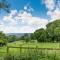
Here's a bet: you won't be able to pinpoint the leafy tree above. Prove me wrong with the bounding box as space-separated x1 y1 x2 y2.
23 33 31 42
0 0 10 13
0 31 7 46
46 19 60 42
20 33 31 42
8 35 17 42
30 33 36 40
54 28 60 42
34 28 47 42
34 19 60 42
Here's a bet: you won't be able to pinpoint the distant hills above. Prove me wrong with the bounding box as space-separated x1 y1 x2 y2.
6 33 32 37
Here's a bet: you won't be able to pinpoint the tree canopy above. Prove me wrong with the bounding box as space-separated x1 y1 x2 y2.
34 19 60 42
0 0 10 13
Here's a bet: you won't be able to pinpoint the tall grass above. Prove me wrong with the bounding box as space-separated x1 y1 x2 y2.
0 42 60 60
4 48 60 60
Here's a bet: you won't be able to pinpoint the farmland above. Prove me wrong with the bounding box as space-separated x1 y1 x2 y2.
0 41 60 60
0 0 60 60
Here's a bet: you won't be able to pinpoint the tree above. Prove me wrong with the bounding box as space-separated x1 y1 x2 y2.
0 0 10 46
8 35 17 42
34 28 47 42
30 33 36 40
0 0 10 13
46 19 60 42
34 19 60 42
54 28 60 42
23 33 31 42
19 33 31 42
0 31 7 46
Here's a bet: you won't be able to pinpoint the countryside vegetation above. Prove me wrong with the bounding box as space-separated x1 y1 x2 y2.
1 19 60 46
0 19 60 60
0 0 60 60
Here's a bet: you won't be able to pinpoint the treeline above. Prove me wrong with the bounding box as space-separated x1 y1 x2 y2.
34 19 60 42
0 32 36 46
0 19 60 46
20 19 60 42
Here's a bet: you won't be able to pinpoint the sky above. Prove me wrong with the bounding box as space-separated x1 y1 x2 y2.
0 0 60 33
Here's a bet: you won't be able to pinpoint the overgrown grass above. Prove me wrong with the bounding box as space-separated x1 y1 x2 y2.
8 40 60 48
0 41 60 60
4 49 60 60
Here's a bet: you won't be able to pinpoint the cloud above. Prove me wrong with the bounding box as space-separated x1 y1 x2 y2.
44 0 60 22
47 8 60 22
0 0 60 33
24 5 34 12
0 21 5 31
57 0 60 8
44 0 55 11
0 9 48 33
24 6 28 10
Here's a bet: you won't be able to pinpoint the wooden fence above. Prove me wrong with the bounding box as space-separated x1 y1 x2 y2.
0 46 60 60
5 46 60 60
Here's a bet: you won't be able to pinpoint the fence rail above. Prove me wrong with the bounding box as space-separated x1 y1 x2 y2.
7 46 60 50
0 46 60 60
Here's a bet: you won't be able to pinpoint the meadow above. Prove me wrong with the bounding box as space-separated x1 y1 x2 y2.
0 41 60 60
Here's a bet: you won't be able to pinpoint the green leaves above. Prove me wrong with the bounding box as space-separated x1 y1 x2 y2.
34 19 60 42
0 0 10 13
34 28 47 42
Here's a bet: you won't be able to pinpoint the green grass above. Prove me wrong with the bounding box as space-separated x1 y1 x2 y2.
0 41 60 60
8 41 60 48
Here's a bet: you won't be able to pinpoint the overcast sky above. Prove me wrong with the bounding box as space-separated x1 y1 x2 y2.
0 0 60 33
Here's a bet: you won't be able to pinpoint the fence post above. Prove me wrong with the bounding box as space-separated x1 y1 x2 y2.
54 50 56 60
20 44 22 59
7 46 9 54
36 45 38 60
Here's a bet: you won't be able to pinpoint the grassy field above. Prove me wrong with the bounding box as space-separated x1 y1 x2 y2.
8 41 60 48
0 41 60 60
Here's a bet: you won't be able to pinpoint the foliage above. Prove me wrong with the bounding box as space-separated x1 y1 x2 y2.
0 0 10 13
0 31 7 46
20 33 34 42
3 46 60 60
7 35 17 42
34 19 60 42
30 33 36 40
34 28 48 42
19 33 36 43
47 20 60 42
